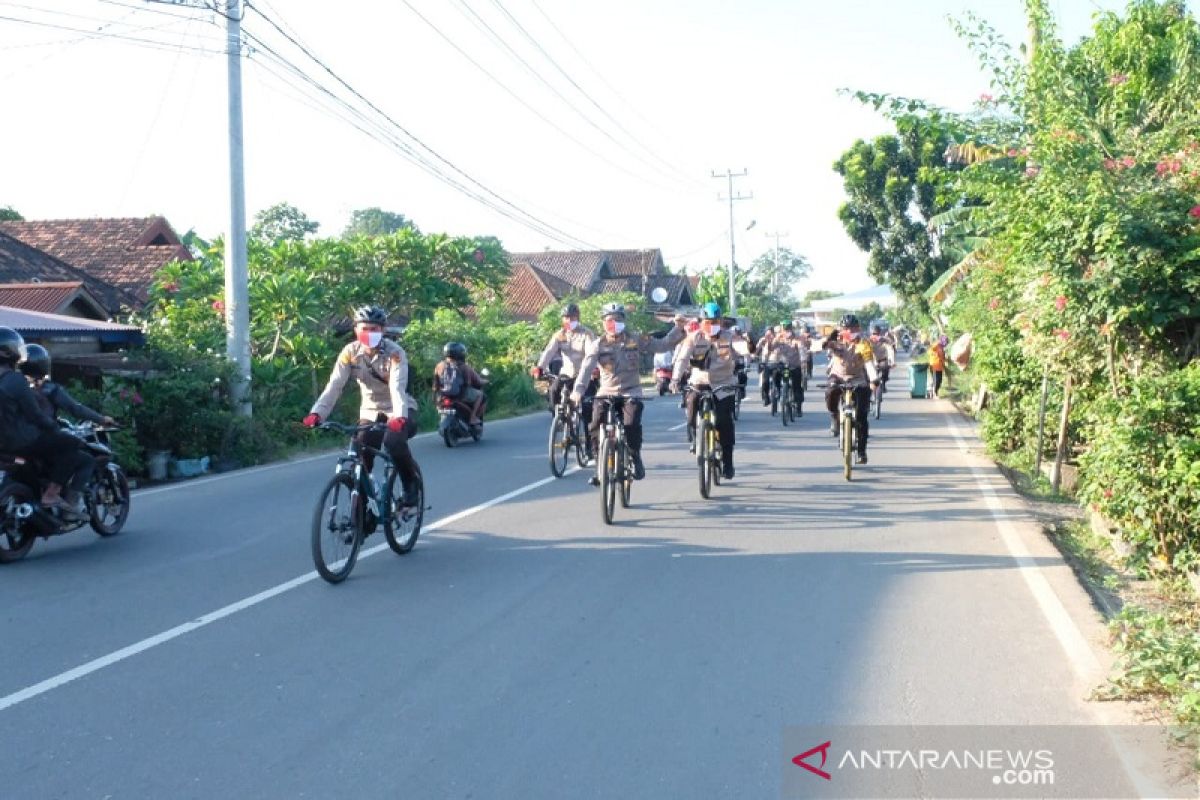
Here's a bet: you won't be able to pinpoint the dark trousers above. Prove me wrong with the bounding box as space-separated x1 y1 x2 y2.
825 384 871 455
25 429 93 491
685 388 736 463
762 365 803 407
357 413 419 489
590 397 644 451
931 369 944 396
551 374 597 424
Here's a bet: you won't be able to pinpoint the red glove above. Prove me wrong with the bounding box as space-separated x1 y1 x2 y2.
530 366 543 379
302 413 320 428
387 416 407 434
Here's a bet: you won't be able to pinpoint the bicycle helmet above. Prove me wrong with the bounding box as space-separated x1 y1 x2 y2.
781 320 794 330
19 343 50 379
0 327 26 367
700 301 721 320
443 341 467 361
561 303 580 318
840 313 860 329
352 305 388 326
870 324 882 336
600 302 626 321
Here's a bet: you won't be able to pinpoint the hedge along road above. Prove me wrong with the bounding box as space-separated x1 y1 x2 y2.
0 361 1183 798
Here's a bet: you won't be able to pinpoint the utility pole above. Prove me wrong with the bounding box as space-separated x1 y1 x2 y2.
225 0 251 415
711 169 751 315
763 230 789 295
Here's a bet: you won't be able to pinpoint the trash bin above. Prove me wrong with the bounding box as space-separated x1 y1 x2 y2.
909 363 929 398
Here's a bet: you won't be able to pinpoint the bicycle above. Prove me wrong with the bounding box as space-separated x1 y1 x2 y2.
597 399 634 525
871 371 886 420
310 421 424 583
772 366 796 427
543 376 589 478
837 384 858 481
692 386 724 499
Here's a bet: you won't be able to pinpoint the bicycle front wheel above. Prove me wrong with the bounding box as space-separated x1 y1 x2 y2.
311 472 363 583
841 414 854 481
573 411 590 467
384 467 423 555
874 385 883 419
698 417 712 499
781 383 791 427
619 440 632 508
599 435 617 525
548 415 569 478
710 424 722 488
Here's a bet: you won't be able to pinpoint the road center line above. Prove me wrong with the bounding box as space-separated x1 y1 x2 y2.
0 468 577 714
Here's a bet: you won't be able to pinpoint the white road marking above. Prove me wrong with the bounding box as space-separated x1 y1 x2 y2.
0 467 578 714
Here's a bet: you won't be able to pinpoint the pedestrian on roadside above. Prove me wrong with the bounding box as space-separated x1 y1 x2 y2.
928 335 946 397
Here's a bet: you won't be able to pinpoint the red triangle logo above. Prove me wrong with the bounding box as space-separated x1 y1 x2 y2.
792 740 832 781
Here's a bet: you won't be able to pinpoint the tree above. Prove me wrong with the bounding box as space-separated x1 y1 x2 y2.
0 206 22 221
749 247 811 299
250 202 319 245
799 289 840 308
833 113 964 303
343 207 418 238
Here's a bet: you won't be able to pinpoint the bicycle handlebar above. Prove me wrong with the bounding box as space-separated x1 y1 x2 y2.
318 421 386 435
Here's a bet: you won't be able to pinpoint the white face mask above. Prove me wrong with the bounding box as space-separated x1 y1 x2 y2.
709 325 721 336
363 331 383 348
567 320 579 331
613 322 625 335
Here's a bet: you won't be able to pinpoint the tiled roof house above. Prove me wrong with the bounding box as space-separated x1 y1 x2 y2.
0 282 110 320
0 216 191 310
0 231 138 314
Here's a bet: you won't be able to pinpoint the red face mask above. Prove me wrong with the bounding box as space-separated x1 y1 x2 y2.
357 329 383 348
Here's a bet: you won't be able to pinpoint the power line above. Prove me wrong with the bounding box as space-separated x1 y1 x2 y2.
237 10 599 248
0 12 224 54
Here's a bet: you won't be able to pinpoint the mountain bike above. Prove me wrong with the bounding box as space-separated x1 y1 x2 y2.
597 399 634 525
693 386 723 499
871 372 886 420
777 367 795 427
310 421 424 583
837 385 858 481
543 376 589 477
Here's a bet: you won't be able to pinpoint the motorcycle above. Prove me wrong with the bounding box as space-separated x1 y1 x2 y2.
654 366 673 396
437 368 489 448
0 421 132 563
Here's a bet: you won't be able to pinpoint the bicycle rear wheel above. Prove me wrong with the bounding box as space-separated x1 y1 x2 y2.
710 425 722 488
573 410 590 467
311 472 363 583
384 467 423 555
841 414 854 481
548 414 569 477
697 417 712 498
619 439 632 508
599 435 617 525
781 382 791 427
769 379 779 416
874 385 883 419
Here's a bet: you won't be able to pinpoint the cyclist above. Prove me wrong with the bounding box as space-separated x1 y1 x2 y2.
763 321 805 416
723 316 751 400
822 314 879 465
869 324 896 394
756 325 777 405
302 305 421 507
671 302 751 479
0 328 90 515
572 302 687 485
531 303 598 455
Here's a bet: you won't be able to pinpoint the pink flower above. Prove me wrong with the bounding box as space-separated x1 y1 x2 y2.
1007 148 1019 157
989 298 1001 311
1103 488 1114 499
979 93 994 103
1108 73 1129 86
131 392 143 406
1055 295 1068 312
1025 166 1040 178
1189 206 1200 219
1121 155 1136 169
212 300 225 313
1055 329 1071 341
162 281 180 293
1103 158 1118 171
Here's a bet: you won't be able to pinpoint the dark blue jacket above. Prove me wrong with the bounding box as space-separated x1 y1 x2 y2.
0 367 57 452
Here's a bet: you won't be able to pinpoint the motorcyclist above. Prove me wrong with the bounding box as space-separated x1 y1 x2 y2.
302 305 421 507
435 342 488 426
572 302 686 484
0 328 90 516
822 314 880 465
531 303 598 454
671 302 751 479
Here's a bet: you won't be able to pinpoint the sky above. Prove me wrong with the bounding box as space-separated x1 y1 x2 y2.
0 0 1127 299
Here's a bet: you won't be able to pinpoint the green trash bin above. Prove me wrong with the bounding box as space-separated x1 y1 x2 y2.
909 363 929 398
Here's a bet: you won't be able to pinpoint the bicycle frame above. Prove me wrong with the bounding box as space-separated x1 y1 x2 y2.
330 423 397 530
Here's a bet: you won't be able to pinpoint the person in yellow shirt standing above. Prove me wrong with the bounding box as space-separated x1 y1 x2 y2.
928 335 946 397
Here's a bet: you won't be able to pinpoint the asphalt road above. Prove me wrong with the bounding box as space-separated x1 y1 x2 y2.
0 356 1190 798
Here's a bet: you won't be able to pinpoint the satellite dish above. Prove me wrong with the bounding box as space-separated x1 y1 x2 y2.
650 287 668 304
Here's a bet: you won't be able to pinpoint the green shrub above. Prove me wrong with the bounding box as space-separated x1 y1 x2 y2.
1079 363 1200 572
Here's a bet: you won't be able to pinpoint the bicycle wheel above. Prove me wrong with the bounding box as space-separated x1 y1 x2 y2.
841 414 854 481
599 435 617 525
781 382 791 427
874 384 883 419
769 378 779 416
573 410 590 467
548 414 569 477
619 439 632 508
697 416 711 499
384 467 423 555
89 465 130 537
0 482 37 563
732 392 741 421
710 424 722 488
311 472 363 583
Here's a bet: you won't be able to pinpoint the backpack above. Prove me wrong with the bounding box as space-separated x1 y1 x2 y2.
438 361 465 398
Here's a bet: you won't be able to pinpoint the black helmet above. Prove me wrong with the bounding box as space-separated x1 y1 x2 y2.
840 313 860 329
352 305 388 326
870 324 882 335
561 303 580 318
19 343 50 379
443 341 467 361
0 327 26 367
600 302 626 321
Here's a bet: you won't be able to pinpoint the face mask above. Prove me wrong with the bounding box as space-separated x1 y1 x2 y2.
604 319 624 335
565 319 579 331
358 330 383 348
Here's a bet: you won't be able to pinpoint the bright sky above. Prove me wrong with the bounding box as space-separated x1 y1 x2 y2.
1 0 1124 297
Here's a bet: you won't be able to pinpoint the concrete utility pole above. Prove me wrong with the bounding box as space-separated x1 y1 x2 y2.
225 0 251 415
763 230 789 295
711 169 751 315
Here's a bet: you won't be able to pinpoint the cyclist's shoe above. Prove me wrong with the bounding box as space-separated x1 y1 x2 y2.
722 462 735 480
631 450 646 480
587 475 600 487
688 439 696 455
400 485 420 509
830 420 839 437
856 452 868 465
796 404 803 418
761 398 771 407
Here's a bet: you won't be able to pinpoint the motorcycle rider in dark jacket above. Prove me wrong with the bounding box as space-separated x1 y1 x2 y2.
0 329 90 516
